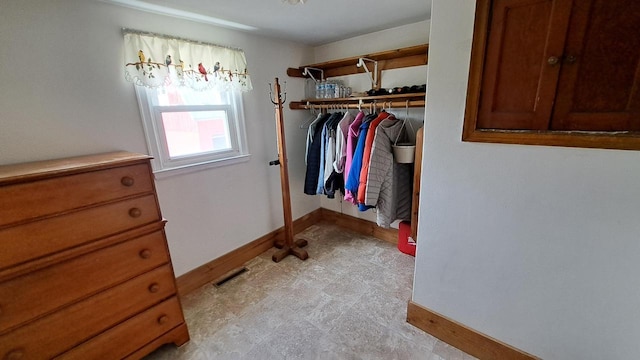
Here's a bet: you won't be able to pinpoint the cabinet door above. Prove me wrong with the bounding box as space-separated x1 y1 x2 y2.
551 0 640 131
477 0 573 130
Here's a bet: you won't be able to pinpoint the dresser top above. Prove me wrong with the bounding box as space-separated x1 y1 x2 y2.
0 151 152 185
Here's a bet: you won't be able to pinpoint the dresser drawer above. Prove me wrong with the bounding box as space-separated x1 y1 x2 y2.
0 194 160 270
0 163 154 227
0 230 169 333
56 297 184 360
0 265 176 359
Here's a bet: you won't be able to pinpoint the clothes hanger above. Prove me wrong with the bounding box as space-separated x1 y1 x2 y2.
300 102 317 129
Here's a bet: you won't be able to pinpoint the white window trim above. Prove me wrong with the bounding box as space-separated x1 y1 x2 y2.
135 86 250 178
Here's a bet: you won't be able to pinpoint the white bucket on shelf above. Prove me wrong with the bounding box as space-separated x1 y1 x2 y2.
393 143 416 163
393 107 417 163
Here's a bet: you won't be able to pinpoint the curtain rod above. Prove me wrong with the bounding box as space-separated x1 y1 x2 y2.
121 28 245 52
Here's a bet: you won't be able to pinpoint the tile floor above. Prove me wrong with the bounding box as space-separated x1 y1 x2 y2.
145 223 476 360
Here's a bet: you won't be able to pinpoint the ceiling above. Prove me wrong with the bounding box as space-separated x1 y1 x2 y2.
104 0 432 46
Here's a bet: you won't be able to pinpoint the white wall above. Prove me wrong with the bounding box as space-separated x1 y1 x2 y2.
312 21 430 224
314 20 430 62
0 0 318 276
413 1 640 359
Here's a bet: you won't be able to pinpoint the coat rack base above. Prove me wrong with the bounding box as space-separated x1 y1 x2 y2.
272 244 309 262
274 238 309 249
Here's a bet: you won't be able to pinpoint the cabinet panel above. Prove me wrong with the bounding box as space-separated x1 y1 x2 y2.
0 265 175 359
0 163 153 227
477 0 573 130
56 297 184 360
0 231 169 333
551 0 640 130
0 194 161 270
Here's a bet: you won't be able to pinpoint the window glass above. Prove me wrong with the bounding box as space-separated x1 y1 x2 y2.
136 83 250 176
155 86 227 106
160 110 231 158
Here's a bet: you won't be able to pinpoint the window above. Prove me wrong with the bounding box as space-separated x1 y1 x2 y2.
136 83 249 176
122 30 253 175
463 0 640 150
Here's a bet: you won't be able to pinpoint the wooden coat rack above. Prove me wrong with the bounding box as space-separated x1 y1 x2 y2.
269 78 309 262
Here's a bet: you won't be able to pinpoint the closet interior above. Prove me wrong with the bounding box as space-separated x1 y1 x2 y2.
289 44 428 247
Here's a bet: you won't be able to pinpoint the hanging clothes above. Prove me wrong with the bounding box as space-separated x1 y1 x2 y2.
333 112 355 175
304 113 331 195
345 113 378 202
316 112 343 194
324 168 344 199
305 112 326 165
324 112 352 198
343 111 365 198
357 111 393 210
323 112 343 187
364 118 413 228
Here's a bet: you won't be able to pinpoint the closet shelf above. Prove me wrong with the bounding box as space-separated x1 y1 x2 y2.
289 92 426 110
287 44 428 80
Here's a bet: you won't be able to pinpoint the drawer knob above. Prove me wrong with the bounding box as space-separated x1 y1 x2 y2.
4 349 24 360
157 315 169 325
121 176 135 187
139 249 152 259
148 283 160 293
129 208 142 218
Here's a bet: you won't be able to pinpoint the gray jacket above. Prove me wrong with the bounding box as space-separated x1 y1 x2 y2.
365 119 413 228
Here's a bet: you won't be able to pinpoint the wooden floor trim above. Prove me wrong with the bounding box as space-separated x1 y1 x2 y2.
176 209 323 296
320 208 399 244
177 207 399 296
406 301 540 360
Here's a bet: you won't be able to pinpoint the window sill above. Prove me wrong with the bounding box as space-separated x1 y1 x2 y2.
152 154 251 179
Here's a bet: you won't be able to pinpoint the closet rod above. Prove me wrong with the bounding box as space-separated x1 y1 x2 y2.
289 99 425 110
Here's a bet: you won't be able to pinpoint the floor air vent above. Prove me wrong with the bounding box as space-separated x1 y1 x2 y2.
213 267 248 288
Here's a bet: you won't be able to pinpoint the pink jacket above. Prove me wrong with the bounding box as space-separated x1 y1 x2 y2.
344 111 365 203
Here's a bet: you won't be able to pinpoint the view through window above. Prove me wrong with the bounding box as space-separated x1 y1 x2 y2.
136 83 249 175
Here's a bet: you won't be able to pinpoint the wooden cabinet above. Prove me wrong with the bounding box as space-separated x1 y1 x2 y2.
551 0 640 131
468 0 640 143
0 152 189 359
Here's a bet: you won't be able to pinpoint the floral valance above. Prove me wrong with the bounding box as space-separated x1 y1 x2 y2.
123 30 252 92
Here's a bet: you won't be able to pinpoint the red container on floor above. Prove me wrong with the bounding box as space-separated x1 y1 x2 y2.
398 221 416 257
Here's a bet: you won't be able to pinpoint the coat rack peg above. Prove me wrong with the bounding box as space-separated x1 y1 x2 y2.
270 81 287 105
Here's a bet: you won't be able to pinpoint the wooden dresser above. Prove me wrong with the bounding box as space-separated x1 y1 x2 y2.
0 152 189 359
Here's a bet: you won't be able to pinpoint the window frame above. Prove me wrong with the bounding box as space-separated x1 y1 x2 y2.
462 0 640 151
135 85 250 177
